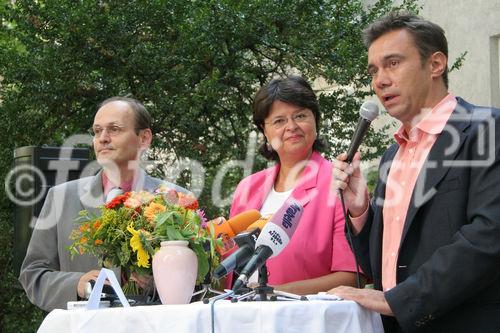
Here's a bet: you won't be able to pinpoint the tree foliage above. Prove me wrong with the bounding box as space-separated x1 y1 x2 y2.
0 1 418 331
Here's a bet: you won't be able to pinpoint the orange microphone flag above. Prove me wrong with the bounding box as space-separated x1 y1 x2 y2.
206 209 261 255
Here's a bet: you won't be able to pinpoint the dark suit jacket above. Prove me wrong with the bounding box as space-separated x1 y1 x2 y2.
352 98 500 332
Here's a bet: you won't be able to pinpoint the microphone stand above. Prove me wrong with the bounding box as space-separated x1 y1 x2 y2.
191 281 225 301
252 265 275 301
192 243 225 302
234 264 306 302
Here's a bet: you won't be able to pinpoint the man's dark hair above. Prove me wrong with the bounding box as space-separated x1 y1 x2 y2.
363 11 449 88
252 75 325 161
99 96 152 134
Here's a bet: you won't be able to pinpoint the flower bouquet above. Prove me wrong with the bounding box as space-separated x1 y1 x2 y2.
69 185 221 295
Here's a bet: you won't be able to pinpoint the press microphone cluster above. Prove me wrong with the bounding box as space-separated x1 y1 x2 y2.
232 198 304 292
212 215 271 279
213 228 259 279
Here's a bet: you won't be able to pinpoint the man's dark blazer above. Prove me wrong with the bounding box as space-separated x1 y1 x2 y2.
352 97 500 332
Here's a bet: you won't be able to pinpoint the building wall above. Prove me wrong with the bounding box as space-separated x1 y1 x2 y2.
419 0 500 107
362 0 500 107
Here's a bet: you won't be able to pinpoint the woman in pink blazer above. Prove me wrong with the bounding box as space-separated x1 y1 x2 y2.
229 76 360 295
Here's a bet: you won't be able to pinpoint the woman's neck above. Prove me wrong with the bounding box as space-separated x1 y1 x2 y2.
274 150 313 192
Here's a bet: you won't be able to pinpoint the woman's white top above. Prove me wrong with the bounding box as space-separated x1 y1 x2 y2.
259 187 293 215
248 187 293 284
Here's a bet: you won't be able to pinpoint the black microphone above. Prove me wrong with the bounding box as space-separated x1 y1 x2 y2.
340 100 379 289
213 228 260 279
232 245 273 292
345 101 379 163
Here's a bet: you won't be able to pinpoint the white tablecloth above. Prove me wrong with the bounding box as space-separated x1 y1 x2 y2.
38 300 383 333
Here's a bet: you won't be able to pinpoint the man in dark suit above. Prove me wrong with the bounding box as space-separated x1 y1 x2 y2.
329 12 500 332
19 97 187 311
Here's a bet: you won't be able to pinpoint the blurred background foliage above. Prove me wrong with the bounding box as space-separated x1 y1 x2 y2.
0 0 418 331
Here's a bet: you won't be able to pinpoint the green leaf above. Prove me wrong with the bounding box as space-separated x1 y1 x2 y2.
118 240 131 266
139 231 155 255
165 225 184 240
191 242 209 283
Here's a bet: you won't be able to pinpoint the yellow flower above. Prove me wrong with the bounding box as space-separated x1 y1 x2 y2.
127 225 150 268
79 223 90 233
144 202 166 222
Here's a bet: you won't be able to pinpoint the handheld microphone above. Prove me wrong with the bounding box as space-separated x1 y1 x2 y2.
206 209 261 255
232 198 303 291
340 101 378 289
345 101 380 163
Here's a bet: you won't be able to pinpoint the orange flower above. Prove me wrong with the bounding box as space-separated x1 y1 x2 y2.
80 237 88 244
178 193 199 210
94 239 103 245
79 223 90 233
93 220 101 230
124 197 142 209
144 202 166 221
105 193 130 209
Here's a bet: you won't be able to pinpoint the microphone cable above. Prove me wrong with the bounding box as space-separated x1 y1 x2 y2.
338 189 362 289
209 290 234 333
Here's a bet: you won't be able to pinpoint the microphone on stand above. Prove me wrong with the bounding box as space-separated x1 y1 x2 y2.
205 209 261 255
340 100 379 288
193 212 261 301
213 228 260 279
213 215 271 279
246 215 271 232
232 198 303 292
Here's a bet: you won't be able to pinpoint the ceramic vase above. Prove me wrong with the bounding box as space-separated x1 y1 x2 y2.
152 240 198 304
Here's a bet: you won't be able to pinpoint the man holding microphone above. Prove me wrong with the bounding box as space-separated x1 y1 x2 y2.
329 12 500 332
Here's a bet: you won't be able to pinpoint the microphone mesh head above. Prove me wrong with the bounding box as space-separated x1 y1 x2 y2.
359 101 379 122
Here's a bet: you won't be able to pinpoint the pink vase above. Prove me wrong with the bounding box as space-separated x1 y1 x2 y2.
152 240 198 304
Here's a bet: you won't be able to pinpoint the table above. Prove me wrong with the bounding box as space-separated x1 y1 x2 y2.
38 300 383 333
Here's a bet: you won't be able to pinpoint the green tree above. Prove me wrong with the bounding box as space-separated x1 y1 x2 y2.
0 1 418 331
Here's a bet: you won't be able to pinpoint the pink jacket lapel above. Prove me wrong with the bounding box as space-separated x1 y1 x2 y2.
291 151 322 208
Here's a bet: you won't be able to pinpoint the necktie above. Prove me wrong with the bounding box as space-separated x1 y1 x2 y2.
105 187 124 203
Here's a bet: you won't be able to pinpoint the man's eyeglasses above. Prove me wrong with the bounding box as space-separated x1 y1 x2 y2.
88 125 139 138
264 111 314 130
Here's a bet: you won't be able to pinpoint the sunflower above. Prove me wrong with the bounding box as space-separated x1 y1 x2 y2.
127 225 151 268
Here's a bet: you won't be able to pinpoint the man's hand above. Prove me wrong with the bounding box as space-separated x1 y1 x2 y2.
130 271 154 290
328 286 394 316
332 152 369 217
77 270 101 299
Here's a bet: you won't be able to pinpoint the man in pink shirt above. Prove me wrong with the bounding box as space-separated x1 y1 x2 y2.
329 12 500 332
